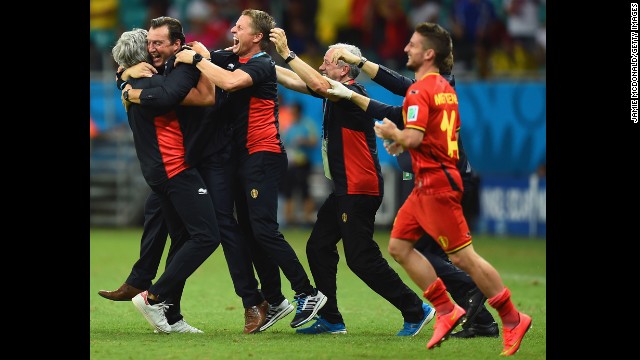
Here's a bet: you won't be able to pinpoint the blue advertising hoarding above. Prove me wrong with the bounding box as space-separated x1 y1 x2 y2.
479 175 546 237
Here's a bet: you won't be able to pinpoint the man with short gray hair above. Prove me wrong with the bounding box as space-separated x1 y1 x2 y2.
269 27 435 336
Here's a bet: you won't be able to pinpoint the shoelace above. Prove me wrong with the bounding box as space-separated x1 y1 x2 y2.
294 296 305 314
152 302 172 313
295 293 321 313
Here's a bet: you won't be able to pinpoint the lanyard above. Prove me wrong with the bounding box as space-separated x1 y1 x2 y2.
322 78 355 140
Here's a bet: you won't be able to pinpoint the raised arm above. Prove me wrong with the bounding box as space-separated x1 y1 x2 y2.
269 27 336 100
325 76 404 128
275 65 311 94
175 48 253 92
330 48 415 96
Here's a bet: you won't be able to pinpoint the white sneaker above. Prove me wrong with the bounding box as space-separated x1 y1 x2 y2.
154 319 204 334
170 319 204 333
259 299 295 331
132 290 171 334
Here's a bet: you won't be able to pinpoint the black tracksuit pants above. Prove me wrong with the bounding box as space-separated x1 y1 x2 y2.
306 193 425 325
235 151 314 297
147 167 220 302
126 146 265 314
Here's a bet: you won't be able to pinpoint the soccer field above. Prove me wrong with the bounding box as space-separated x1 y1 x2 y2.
90 227 546 360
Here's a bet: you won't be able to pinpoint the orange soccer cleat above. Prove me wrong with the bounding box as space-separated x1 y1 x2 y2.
426 303 466 349
500 312 532 356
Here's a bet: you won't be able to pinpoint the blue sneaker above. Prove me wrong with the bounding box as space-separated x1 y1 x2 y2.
396 303 436 336
295 316 347 334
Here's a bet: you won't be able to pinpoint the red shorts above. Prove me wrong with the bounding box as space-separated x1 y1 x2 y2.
391 189 472 254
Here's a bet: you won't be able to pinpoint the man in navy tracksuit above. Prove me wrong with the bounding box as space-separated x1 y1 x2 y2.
175 9 327 330
105 17 268 334
114 27 221 334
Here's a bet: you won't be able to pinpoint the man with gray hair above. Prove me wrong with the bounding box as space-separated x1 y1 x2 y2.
111 25 222 335
269 28 435 336
112 28 150 69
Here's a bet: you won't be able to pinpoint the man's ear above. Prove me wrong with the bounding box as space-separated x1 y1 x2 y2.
254 32 264 44
424 48 435 62
342 65 350 76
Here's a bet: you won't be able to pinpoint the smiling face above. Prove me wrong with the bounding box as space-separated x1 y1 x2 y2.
319 48 349 81
147 25 181 69
404 31 428 72
230 15 262 57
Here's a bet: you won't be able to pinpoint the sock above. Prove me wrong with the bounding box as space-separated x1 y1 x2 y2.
147 292 161 305
487 287 520 329
423 278 454 315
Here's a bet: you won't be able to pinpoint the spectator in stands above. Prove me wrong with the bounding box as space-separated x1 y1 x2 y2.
281 0 320 59
407 0 442 28
503 0 541 63
371 0 412 69
184 0 232 50
449 0 499 78
90 0 119 70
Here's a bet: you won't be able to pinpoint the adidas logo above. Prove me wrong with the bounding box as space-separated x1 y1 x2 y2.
227 63 235 69
198 188 208 194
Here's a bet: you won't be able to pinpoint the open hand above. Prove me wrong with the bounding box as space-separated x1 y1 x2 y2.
325 76 352 99
175 49 196 65
186 41 208 55
122 62 157 80
329 47 359 65
269 28 290 59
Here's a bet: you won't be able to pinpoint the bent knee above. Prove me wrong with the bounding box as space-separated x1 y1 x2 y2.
388 239 410 262
448 248 476 271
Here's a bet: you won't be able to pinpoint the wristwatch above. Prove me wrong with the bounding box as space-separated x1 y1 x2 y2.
193 53 203 65
123 89 130 102
357 57 368 68
285 51 296 64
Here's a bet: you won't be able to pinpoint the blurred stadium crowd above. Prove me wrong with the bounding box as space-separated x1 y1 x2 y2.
90 0 546 80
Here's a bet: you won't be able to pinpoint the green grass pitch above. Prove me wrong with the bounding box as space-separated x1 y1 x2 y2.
90 227 546 360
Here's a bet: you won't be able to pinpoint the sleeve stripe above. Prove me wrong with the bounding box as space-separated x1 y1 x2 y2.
406 125 425 132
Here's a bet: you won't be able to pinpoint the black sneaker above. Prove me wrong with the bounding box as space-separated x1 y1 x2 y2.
289 289 327 328
450 322 499 338
462 288 487 326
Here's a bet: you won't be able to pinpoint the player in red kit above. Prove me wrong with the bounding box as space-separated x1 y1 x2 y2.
372 22 532 356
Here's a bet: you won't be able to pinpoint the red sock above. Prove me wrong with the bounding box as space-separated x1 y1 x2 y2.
487 287 520 329
423 278 454 315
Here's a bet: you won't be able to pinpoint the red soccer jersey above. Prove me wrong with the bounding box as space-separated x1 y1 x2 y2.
403 73 463 194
